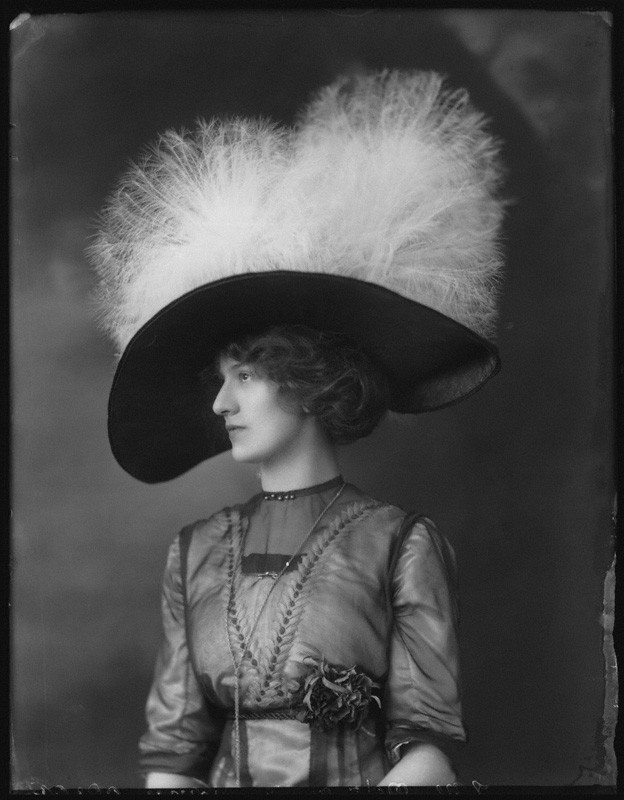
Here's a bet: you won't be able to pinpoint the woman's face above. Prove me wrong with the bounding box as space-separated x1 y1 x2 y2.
212 356 309 465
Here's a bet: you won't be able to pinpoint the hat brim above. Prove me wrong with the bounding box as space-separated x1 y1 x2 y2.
108 271 500 482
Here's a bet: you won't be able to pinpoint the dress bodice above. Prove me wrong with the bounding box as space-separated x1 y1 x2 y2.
139 482 466 787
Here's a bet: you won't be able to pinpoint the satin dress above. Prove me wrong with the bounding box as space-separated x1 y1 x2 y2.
139 477 466 787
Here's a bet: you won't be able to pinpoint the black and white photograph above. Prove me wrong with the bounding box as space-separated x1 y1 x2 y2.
10 7 616 791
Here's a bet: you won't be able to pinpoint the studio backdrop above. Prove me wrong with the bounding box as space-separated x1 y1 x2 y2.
10 9 615 790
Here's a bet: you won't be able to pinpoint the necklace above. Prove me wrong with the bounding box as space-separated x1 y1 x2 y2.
262 475 344 502
224 480 346 787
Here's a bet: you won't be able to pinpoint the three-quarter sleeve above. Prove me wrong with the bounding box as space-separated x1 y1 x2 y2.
384 517 467 765
139 532 225 780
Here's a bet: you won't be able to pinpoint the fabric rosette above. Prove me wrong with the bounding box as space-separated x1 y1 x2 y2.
293 656 381 731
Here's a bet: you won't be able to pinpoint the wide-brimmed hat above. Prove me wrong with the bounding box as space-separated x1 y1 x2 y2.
90 71 506 483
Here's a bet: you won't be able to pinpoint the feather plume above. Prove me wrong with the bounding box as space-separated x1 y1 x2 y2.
89 71 505 352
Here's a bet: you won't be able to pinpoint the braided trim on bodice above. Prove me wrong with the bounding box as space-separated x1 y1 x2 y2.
225 500 385 709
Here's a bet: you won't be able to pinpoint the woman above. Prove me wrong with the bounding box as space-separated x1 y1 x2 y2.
90 71 505 787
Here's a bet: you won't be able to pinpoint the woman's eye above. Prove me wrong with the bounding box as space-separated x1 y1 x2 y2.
238 370 252 382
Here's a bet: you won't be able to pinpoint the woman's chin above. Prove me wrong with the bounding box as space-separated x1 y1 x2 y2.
230 445 262 464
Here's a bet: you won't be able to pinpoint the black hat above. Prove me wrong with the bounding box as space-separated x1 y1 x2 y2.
91 71 505 482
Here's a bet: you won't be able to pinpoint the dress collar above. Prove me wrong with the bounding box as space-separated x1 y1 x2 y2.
261 474 344 501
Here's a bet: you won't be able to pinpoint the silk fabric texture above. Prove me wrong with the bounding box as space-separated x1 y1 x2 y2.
139 479 466 786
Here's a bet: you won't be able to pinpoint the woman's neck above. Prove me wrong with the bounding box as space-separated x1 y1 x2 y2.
259 439 340 493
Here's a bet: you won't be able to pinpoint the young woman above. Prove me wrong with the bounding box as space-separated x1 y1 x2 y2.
90 71 505 787
140 325 464 787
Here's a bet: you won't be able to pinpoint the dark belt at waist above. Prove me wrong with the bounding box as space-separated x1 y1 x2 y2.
227 707 303 721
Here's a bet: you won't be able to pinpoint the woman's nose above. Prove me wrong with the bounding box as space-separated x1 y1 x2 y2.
212 381 235 416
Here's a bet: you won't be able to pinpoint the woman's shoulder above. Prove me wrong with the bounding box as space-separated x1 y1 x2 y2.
173 492 265 546
341 485 449 552
339 483 412 536
174 502 245 547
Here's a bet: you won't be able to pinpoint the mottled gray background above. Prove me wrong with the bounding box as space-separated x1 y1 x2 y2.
10 9 615 789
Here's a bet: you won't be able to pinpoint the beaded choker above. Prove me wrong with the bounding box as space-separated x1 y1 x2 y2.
262 475 344 502
263 490 297 501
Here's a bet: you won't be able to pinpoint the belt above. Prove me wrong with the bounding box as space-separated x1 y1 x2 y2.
227 707 303 721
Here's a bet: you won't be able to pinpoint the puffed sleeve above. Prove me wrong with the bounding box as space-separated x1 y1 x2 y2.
138 530 225 780
384 516 467 765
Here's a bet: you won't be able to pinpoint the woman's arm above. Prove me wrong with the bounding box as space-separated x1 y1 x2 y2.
139 531 224 782
383 518 466 784
145 772 208 788
377 742 456 787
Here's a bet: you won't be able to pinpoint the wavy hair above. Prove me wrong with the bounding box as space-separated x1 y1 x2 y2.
208 325 390 444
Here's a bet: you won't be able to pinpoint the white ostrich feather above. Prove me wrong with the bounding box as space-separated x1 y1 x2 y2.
89 70 505 352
